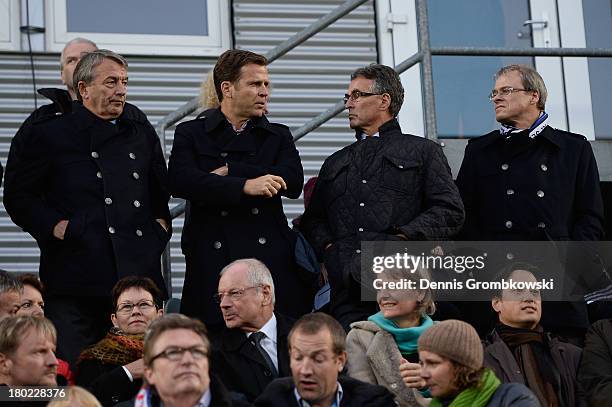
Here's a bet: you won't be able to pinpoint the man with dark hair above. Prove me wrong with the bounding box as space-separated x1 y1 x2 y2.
115 313 249 407
456 64 604 342
4 37 151 189
300 64 464 330
4 49 171 366
579 318 612 406
418 319 538 406
484 265 585 407
168 49 308 330
255 312 397 406
0 271 22 319
211 258 293 401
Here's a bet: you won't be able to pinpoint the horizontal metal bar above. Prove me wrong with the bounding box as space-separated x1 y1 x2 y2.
430 47 612 57
170 201 186 219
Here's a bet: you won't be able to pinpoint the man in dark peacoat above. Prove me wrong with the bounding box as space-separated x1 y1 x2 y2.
300 64 464 330
3 50 171 366
456 64 604 341
168 50 308 329
210 259 293 402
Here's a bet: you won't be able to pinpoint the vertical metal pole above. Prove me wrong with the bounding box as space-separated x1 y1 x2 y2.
157 122 173 298
415 0 438 140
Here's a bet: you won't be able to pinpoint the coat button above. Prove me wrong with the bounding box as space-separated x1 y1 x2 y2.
506 252 514 260
96 171 102 179
220 210 228 217
105 197 113 205
213 241 222 249
505 221 513 229
108 226 116 234
398 165 404 169
251 208 259 215
263 370 271 377
132 172 140 180
112 396 119 403
136 229 143 237
258 237 267 245
91 151 99 159
506 189 514 195
359 202 365 207
536 190 544 198
390 383 397 389
129 152 136 160
133 200 141 208
220 152 228 158
501 163 509 171
540 164 548 171
537 222 546 229
355 249 361 254
362 179 367 184
358 227 364 232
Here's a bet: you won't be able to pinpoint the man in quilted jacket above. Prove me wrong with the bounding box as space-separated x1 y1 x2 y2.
300 64 464 331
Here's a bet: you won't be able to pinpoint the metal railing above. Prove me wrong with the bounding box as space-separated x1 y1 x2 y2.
158 0 612 294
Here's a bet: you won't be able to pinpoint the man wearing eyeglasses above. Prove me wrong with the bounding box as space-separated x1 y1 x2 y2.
210 258 293 402
114 314 249 407
455 64 604 342
300 64 464 330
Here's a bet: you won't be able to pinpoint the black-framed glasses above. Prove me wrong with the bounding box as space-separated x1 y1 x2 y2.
116 300 155 314
149 346 208 363
488 87 532 100
213 285 262 304
343 90 382 104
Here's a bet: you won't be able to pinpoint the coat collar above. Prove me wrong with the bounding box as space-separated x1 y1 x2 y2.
199 107 281 136
353 118 402 140
37 88 73 113
480 125 561 150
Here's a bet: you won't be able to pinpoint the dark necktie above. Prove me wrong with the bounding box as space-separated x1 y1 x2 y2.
250 331 278 378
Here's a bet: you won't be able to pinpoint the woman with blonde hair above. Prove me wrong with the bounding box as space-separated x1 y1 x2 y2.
346 263 435 406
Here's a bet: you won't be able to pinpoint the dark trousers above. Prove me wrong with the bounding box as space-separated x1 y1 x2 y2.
45 296 112 366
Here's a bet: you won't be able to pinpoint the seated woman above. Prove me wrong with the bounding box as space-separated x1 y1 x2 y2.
16 274 74 385
346 264 434 406
76 276 163 406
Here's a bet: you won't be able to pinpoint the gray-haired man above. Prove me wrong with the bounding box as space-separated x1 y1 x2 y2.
300 64 464 330
4 50 171 365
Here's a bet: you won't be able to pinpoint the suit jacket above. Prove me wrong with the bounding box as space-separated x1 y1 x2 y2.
3 101 171 297
254 375 397 407
210 313 293 402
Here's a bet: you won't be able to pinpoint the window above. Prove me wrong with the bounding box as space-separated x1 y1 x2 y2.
45 0 230 56
0 0 20 51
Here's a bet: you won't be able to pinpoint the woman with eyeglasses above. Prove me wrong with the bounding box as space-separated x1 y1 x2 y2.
76 276 164 406
346 265 436 407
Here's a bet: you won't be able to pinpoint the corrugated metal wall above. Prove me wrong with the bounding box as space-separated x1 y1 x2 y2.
0 0 377 297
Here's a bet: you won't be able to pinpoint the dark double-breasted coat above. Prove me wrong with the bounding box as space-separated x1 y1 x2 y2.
210 313 293 402
168 108 308 325
456 126 604 241
3 102 171 297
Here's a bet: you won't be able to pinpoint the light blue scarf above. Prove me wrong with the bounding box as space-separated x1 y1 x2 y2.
368 311 433 355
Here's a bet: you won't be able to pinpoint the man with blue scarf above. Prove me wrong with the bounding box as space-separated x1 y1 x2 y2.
456 64 604 342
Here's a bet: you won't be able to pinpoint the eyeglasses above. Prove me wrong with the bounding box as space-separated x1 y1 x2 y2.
213 285 262 304
343 90 382 104
488 87 531 100
116 300 155 314
149 346 208 363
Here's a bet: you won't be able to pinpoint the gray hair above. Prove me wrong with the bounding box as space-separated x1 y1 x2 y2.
495 64 547 110
0 270 22 295
73 49 128 102
60 37 98 71
350 64 405 117
220 258 276 305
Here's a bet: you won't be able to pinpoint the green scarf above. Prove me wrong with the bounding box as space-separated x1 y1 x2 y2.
368 311 433 354
429 369 501 407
